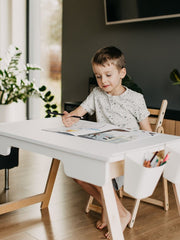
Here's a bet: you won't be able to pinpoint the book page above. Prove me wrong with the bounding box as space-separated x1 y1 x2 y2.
43 120 121 136
79 129 157 143
43 120 157 143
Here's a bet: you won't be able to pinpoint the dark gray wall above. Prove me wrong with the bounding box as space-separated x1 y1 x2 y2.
62 0 180 113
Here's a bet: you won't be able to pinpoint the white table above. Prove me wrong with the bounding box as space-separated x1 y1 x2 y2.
0 118 179 240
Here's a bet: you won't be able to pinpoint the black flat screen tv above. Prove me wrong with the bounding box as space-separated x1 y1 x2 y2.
104 0 180 24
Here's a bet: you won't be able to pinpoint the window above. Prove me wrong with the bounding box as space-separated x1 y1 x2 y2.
40 0 62 116
28 0 62 118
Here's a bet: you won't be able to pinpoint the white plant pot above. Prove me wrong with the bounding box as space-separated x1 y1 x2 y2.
0 102 26 123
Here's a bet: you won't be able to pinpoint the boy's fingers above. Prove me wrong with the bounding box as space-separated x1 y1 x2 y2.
63 111 68 114
62 110 79 127
63 111 69 116
63 111 72 119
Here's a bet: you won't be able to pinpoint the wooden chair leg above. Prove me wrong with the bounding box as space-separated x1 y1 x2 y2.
118 187 123 198
5 168 9 190
85 195 102 214
85 195 94 213
163 177 169 211
172 183 180 216
128 199 140 228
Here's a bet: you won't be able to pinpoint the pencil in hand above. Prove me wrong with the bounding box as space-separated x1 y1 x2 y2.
47 110 84 120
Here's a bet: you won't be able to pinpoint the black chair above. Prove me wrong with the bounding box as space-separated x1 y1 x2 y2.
0 147 19 190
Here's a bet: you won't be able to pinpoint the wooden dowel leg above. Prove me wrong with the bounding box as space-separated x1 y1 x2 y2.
101 180 124 240
128 199 140 229
163 178 169 211
41 158 60 209
172 183 180 216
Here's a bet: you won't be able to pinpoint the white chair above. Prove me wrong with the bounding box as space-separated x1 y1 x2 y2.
85 99 168 228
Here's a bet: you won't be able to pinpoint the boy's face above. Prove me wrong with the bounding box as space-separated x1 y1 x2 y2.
92 63 126 96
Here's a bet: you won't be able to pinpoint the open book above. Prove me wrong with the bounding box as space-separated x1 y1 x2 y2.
43 120 157 144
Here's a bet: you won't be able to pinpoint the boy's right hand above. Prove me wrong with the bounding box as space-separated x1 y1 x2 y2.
62 111 79 127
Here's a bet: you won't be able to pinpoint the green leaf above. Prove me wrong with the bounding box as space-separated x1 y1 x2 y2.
172 82 180 85
27 66 41 71
4 70 8 77
47 96 54 102
45 91 51 98
45 103 51 108
39 85 46 91
51 104 57 109
170 69 180 83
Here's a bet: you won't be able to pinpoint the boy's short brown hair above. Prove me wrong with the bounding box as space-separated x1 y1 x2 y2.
91 46 126 70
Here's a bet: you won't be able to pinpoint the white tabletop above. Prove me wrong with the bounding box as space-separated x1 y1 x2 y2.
0 118 179 186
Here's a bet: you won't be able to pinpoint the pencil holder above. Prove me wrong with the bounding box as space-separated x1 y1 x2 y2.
163 147 180 184
124 151 165 199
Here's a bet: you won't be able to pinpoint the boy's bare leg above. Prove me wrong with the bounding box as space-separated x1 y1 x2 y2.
95 185 131 234
74 179 107 229
103 188 131 239
74 179 102 204
74 179 131 237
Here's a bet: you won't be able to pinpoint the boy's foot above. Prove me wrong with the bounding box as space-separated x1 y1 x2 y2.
121 211 131 231
96 220 107 230
105 231 111 239
96 208 107 230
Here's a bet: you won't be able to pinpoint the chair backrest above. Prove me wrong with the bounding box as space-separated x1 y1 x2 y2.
148 99 168 133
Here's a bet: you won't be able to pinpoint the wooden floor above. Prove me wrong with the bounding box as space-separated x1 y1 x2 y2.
0 150 180 240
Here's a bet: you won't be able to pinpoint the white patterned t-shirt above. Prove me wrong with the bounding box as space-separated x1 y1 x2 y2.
80 86 150 130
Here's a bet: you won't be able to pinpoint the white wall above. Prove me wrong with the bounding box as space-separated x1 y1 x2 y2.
0 0 27 121
28 0 41 119
0 0 26 60
0 0 11 56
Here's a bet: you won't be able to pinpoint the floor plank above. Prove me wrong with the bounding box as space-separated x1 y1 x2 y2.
0 150 179 240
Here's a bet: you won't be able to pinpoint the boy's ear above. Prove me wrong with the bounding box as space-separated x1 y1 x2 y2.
120 67 126 78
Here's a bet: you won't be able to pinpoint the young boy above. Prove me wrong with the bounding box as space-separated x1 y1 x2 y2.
62 46 152 238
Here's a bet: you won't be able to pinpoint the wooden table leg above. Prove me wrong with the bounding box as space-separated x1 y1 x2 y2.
41 158 60 209
172 183 180 216
101 180 124 240
0 158 60 215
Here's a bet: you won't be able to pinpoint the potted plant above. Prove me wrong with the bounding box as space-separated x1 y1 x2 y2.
0 45 58 121
170 69 180 86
